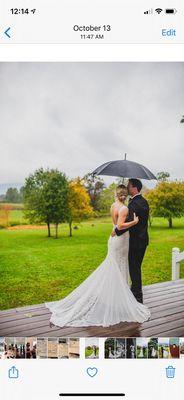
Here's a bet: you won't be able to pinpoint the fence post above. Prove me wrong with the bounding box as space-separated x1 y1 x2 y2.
172 247 180 280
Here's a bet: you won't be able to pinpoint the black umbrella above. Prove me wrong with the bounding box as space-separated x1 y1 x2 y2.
92 155 157 180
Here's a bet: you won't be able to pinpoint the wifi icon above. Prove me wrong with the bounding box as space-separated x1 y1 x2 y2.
155 8 163 14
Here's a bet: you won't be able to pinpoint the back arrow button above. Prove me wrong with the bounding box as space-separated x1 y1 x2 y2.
4 27 11 38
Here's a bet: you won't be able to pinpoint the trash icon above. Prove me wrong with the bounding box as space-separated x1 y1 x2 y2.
166 366 175 378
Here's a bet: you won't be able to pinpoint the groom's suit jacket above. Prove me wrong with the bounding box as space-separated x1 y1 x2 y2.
115 194 149 250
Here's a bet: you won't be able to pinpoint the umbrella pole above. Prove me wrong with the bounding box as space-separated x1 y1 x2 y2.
122 153 127 183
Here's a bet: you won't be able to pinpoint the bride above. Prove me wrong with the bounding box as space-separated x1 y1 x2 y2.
46 185 150 327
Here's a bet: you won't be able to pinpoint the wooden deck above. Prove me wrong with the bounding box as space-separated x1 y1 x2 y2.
1 279 184 338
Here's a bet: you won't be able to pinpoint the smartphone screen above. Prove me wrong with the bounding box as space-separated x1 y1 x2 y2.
0 1 184 399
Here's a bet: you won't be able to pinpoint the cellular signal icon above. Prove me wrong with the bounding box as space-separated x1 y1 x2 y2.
144 9 153 14
155 8 163 14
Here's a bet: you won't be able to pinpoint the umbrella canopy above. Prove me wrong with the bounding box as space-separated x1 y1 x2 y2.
92 158 157 180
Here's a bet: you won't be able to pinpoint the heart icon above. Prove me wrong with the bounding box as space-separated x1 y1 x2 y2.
87 367 98 377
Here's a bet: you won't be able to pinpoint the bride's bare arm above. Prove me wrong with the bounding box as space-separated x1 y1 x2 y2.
117 207 139 230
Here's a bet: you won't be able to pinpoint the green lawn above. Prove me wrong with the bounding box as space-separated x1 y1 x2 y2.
0 217 183 310
10 210 26 225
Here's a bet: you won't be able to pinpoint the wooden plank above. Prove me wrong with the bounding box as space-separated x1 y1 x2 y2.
0 314 50 331
143 285 184 298
4 325 88 337
79 322 140 338
0 305 46 316
156 326 184 337
145 293 184 308
0 309 51 324
143 279 184 290
144 290 184 305
149 299 184 314
144 304 184 320
140 311 184 330
140 318 184 337
143 286 184 300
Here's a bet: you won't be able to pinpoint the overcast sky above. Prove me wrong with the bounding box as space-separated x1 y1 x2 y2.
0 62 183 186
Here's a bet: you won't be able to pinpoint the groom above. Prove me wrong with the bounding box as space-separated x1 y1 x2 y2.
113 178 149 304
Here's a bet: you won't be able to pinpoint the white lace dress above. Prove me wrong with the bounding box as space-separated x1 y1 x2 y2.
46 219 150 327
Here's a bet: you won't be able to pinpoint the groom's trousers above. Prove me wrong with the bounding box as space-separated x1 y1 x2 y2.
128 245 147 304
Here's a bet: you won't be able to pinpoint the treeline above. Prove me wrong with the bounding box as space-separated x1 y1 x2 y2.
1 169 184 233
22 169 184 231
0 187 24 203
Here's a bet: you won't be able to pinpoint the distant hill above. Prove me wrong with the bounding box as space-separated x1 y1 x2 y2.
0 183 23 195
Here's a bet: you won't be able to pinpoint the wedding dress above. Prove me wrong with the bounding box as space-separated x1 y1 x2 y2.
46 208 150 327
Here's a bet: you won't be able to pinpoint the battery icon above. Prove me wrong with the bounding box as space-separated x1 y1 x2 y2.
165 8 177 14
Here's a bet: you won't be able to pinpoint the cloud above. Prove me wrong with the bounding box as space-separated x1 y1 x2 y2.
0 62 183 184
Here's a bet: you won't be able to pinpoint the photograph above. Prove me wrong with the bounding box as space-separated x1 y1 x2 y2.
179 338 184 359
104 338 126 358
14 337 26 359
25 337 37 359
68 339 80 358
158 338 170 359
58 338 69 359
0 62 183 338
48 338 58 359
169 338 180 359
114 338 126 359
148 338 158 359
104 338 116 359
3 337 15 359
0 337 5 359
3 337 25 359
37 338 48 359
136 338 148 359
85 338 99 359
126 338 136 359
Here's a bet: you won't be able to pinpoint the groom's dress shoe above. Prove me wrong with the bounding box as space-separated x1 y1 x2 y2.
131 289 143 304
136 297 143 304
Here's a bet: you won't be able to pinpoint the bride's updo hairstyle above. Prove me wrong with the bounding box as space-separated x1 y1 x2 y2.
115 184 127 203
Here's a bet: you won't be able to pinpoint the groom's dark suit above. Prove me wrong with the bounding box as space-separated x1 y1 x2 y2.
115 194 149 303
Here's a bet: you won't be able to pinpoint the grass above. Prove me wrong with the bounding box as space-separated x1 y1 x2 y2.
0 217 184 310
9 210 26 225
0 205 26 228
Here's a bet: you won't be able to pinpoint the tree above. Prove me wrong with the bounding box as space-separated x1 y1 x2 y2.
19 186 24 203
68 178 94 236
0 204 12 227
83 173 105 211
4 188 20 203
24 168 69 238
97 182 117 214
146 181 184 228
157 171 170 182
3 187 24 203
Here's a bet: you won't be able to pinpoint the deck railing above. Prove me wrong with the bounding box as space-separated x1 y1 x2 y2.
172 247 184 280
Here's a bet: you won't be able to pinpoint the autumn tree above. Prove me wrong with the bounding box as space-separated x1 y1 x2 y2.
68 178 94 236
24 168 69 238
146 181 184 228
0 204 12 227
